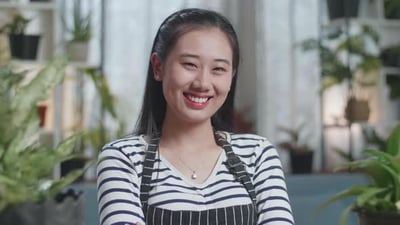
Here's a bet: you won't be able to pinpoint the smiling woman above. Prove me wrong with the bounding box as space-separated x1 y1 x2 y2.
96 8 294 225
151 27 233 124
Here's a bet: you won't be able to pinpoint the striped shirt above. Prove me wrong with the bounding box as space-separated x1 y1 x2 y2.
97 132 294 225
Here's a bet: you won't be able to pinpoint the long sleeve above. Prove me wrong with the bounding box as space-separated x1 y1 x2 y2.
253 140 295 225
96 143 145 225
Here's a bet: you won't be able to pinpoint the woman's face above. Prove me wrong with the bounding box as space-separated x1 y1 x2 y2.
152 27 233 126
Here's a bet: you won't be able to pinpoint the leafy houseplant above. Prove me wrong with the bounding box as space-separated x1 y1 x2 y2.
63 0 92 62
278 126 313 174
0 13 41 60
302 25 381 123
0 58 87 225
321 124 400 225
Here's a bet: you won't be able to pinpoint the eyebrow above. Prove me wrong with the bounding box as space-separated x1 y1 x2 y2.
180 53 231 66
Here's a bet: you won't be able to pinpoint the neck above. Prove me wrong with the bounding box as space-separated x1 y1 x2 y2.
160 119 216 152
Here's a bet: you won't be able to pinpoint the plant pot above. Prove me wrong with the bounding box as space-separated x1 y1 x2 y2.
37 104 47 127
61 158 86 182
8 34 41 60
0 190 84 225
66 41 89 62
358 211 400 225
381 47 400 67
345 97 370 123
386 75 400 100
290 151 313 174
384 0 400 19
327 0 360 20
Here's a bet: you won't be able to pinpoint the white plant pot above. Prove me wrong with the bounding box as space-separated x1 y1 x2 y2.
66 42 89 62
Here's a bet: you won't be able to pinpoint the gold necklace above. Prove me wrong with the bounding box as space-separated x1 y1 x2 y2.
177 156 197 179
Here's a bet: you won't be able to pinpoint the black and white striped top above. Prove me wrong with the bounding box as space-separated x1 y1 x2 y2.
97 132 294 225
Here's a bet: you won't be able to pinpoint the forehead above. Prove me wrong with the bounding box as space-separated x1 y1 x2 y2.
170 27 233 60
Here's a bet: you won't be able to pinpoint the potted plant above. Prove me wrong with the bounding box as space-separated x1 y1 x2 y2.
384 0 400 19
0 58 88 225
386 74 400 100
320 123 400 225
0 13 41 60
381 44 400 68
278 125 314 174
63 0 91 62
302 25 381 123
327 0 360 20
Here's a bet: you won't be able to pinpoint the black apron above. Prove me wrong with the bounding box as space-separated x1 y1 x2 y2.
140 132 258 225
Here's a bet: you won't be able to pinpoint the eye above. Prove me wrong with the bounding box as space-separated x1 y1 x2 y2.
213 67 227 72
182 62 197 69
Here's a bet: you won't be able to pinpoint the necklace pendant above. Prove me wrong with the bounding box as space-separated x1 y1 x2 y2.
191 172 197 180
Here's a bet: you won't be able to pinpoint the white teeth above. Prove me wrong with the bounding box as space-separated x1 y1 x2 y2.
188 95 208 103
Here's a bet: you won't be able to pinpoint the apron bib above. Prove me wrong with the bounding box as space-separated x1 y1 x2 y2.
140 132 258 225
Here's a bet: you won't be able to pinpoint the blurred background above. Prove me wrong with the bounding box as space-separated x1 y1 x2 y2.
1 0 399 175
1 1 400 225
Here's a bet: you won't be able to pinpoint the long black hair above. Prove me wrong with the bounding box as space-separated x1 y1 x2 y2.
134 8 240 136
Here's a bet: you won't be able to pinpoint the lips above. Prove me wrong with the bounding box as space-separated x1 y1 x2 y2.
184 93 211 109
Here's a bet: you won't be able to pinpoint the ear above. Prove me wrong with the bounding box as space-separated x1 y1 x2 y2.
151 53 163 81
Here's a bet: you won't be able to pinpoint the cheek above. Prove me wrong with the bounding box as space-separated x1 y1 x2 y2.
216 76 233 95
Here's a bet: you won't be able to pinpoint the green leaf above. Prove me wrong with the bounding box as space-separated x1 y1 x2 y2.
338 204 354 225
355 187 388 207
54 133 81 158
336 159 392 187
364 149 400 171
387 124 400 157
11 58 67 127
320 185 368 210
47 162 92 198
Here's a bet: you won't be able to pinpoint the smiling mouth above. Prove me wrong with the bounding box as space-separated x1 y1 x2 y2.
184 94 211 104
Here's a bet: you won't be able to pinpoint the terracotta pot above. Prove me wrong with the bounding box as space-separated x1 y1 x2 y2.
37 105 47 127
358 211 400 225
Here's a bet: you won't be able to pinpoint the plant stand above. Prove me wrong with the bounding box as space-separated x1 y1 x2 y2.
0 193 84 225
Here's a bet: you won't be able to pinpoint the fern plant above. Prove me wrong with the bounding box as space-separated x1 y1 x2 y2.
0 58 86 213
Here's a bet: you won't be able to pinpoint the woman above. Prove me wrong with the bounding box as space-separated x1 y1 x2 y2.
97 8 294 225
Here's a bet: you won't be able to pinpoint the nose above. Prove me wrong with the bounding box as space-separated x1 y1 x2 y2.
191 69 211 91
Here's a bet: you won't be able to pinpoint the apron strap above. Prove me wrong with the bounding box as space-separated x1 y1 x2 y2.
140 135 159 215
214 132 257 205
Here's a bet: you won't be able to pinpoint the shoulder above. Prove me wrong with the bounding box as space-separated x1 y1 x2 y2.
227 133 274 149
225 132 278 158
100 134 148 158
